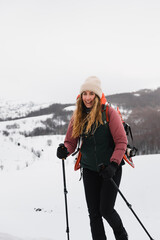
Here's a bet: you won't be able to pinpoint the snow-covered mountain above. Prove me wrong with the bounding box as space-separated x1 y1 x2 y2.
0 87 160 155
0 99 52 120
1 87 159 122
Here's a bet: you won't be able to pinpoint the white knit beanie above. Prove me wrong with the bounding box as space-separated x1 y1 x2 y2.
80 76 102 99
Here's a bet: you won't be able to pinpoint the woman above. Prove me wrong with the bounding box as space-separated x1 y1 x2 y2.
57 76 128 240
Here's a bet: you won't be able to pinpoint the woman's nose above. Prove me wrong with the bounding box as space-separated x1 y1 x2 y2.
86 94 91 100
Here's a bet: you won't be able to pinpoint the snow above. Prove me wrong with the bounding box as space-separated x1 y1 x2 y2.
0 134 159 240
0 99 52 120
63 106 75 112
0 114 54 136
133 93 140 97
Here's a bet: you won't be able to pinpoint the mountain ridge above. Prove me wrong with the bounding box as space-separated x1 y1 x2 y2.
0 87 160 155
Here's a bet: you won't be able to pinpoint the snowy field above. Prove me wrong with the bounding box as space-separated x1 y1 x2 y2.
0 134 159 240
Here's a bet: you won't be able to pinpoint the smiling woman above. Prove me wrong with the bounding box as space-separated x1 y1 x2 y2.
57 76 128 240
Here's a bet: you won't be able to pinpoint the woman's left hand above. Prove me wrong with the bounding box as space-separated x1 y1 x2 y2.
99 162 118 180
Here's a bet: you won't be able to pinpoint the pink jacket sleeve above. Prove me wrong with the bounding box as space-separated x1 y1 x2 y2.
109 107 127 165
64 118 79 155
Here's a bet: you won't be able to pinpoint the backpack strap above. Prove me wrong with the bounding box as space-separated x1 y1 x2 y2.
101 103 110 124
73 137 82 171
105 104 110 123
72 137 81 156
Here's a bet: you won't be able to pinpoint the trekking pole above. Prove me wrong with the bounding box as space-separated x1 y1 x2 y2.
110 178 154 240
61 159 70 240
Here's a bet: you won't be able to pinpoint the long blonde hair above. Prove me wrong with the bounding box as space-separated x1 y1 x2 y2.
72 95 103 138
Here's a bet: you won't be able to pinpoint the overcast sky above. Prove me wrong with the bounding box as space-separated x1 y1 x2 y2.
0 0 160 104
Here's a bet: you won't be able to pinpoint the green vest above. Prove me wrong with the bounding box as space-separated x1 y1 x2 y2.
80 121 115 172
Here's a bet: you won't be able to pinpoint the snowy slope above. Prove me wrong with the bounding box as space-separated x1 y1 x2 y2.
0 99 53 120
0 134 159 240
0 114 54 137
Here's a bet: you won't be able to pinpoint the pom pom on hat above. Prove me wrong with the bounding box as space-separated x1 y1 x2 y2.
80 76 102 99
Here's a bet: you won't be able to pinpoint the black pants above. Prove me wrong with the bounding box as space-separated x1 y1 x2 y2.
83 166 126 240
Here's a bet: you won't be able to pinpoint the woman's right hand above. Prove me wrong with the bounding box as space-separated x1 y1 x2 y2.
57 143 69 159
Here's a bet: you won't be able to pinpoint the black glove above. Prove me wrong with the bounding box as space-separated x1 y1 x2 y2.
57 143 69 159
99 162 118 180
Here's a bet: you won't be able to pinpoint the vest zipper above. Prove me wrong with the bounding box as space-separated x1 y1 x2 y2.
93 135 99 172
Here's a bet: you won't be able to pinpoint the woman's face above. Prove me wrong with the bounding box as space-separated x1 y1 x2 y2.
82 91 96 108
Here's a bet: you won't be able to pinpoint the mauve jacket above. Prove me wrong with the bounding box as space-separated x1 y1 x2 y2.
64 106 127 166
